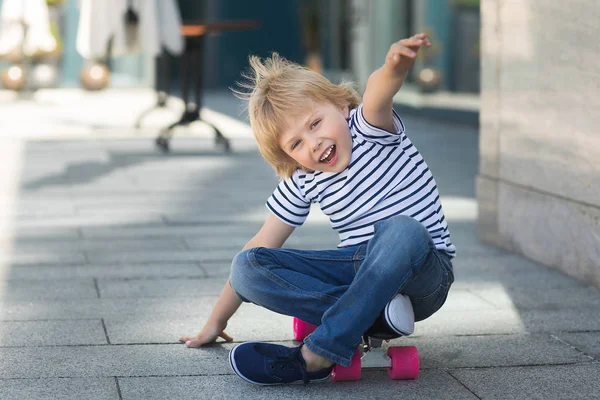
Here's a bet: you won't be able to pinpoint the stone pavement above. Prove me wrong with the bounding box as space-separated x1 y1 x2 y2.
0 91 599 399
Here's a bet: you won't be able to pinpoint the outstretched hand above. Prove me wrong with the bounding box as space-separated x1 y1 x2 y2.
179 321 233 348
385 33 431 76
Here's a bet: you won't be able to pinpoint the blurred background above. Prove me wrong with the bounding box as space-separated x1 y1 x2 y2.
0 0 480 106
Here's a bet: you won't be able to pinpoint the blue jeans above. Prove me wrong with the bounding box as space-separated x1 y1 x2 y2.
229 215 454 367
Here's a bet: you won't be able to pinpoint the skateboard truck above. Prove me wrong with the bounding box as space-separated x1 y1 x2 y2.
360 335 384 355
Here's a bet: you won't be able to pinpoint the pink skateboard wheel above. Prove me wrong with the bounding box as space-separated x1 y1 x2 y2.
387 346 420 380
331 351 361 382
292 317 317 341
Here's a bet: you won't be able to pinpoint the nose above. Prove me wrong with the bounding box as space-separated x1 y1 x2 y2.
310 137 323 152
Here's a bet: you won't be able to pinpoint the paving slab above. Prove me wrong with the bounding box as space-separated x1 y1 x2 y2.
12 214 165 229
450 363 600 400
79 224 266 239
96 277 227 298
4 238 189 253
0 377 119 400
0 320 107 346
1 227 80 241
118 370 479 400
553 332 600 360
185 234 340 252
414 307 600 336
0 297 221 321
453 254 594 288
0 279 98 300
401 334 592 369
86 249 236 264
0 251 87 266
467 285 600 310
104 307 293 344
2 263 205 280
0 344 232 378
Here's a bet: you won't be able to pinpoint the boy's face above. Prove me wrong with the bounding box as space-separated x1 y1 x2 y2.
279 102 353 173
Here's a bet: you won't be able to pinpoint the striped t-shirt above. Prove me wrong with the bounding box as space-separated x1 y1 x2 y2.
266 104 455 257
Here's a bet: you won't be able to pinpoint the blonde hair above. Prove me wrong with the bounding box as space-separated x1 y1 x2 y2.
234 53 360 179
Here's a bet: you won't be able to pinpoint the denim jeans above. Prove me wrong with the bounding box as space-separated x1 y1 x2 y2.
229 215 455 367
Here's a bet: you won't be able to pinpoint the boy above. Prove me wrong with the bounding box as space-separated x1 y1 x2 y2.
180 33 455 385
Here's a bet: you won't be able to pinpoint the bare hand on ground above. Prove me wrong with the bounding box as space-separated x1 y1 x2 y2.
179 321 233 347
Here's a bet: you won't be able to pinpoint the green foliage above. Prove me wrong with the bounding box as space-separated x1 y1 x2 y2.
451 0 480 7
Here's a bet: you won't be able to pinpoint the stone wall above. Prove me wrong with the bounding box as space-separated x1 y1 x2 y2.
478 0 600 286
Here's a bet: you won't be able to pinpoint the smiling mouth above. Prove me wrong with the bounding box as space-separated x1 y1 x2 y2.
319 145 336 164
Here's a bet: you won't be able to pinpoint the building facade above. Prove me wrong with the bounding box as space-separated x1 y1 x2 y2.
478 0 600 286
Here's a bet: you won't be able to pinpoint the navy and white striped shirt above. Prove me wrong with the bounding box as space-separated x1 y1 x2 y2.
266 104 455 257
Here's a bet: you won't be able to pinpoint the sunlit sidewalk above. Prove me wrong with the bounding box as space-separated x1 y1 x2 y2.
0 88 253 140
0 91 598 400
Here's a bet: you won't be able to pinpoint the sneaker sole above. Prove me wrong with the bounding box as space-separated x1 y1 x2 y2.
228 342 330 386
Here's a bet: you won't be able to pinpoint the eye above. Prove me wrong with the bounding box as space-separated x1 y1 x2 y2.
310 119 321 130
291 140 301 150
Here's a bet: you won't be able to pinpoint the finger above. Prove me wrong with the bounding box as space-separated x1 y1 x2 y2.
185 338 206 348
391 46 417 59
399 37 423 47
219 331 234 342
179 335 194 343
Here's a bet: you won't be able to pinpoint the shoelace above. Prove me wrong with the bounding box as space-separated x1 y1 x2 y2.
258 346 310 384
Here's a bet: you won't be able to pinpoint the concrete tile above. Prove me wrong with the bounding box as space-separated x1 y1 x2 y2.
0 344 232 378
554 332 600 360
399 334 591 369
441 290 498 311
467 285 600 311
79 223 264 239
199 261 234 278
10 201 76 218
8 238 189 252
105 307 293 344
119 370 478 400
6 227 80 240
0 378 119 400
0 251 86 265
415 307 600 337
87 250 236 264
0 320 107 346
0 279 98 300
446 222 507 256
0 297 220 321
97 277 227 298
451 364 600 400
185 233 340 252
13 214 165 229
4 264 204 280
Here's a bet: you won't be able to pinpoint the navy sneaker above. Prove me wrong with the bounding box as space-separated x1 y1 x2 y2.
229 342 333 385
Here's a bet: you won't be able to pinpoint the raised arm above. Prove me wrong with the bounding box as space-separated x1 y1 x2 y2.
180 213 295 347
362 33 431 131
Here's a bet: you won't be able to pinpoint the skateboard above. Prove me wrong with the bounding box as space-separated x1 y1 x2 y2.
293 317 420 382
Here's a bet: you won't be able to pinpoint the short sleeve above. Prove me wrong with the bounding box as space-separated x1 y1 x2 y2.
349 103 405 145
266 172 311 227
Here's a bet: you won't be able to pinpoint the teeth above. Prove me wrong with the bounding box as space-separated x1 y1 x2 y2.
320 145 334 162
